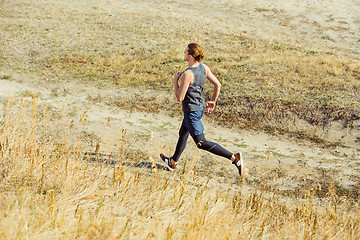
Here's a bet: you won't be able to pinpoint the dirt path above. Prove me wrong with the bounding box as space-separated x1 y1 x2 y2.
1 71 359 198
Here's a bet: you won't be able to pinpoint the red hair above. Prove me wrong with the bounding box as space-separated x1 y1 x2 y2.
187 43 204 62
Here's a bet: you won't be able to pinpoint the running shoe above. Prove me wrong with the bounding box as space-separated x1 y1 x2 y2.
160 153 176 171
233 152 244 176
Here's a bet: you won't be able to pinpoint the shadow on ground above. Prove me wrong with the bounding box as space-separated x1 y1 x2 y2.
83 152 169 171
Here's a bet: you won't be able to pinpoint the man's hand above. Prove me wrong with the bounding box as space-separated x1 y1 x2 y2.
205 101 216 113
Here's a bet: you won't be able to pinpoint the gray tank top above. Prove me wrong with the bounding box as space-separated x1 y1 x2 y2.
182 63 206 112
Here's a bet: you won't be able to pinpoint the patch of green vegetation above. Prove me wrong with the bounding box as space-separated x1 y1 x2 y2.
161 122 173 128
80 131 101 147
235 142 248 148
265 150 291 158
134 132 150 142
152 122 173 132
255 8 270 12
1 74 12 80
139 119 153 125
254 154 267 159
126 121 134 126
67 106 78 117
216 56 226 62
307 50 318 55
214 136 228 143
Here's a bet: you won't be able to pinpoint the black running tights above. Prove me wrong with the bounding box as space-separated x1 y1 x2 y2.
172 122 233 162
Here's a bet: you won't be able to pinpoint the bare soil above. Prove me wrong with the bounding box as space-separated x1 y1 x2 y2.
1 70 359 200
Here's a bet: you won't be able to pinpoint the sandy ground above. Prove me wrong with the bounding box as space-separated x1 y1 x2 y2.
1 71 359 198
114 0 360 54
212 0 360 53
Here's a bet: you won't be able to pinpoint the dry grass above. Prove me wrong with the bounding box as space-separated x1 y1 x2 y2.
1 0 360 239
0 95 359 239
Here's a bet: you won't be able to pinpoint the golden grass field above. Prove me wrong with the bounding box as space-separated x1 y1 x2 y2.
1 0 360 239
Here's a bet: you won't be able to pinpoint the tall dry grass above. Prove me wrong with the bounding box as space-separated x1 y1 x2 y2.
0 94 359 239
